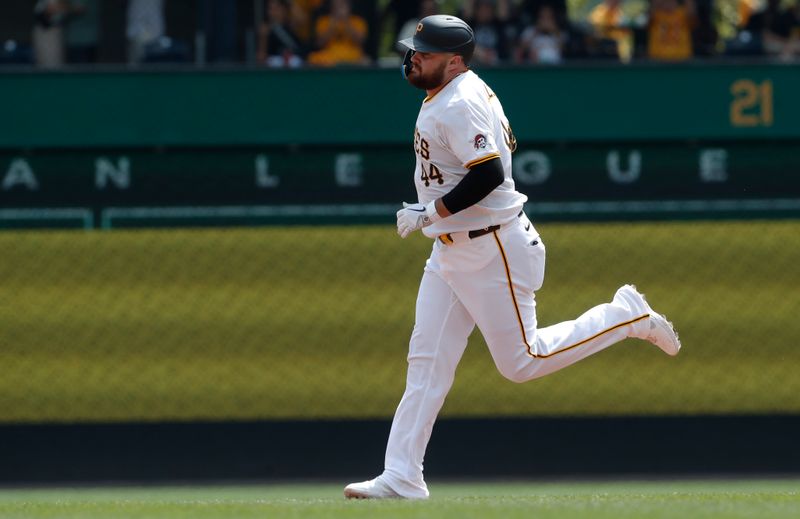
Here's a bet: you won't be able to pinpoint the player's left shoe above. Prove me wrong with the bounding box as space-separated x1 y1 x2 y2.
616 284 681 356
344 477 402 499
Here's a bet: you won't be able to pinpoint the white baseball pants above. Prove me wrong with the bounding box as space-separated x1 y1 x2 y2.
380 214 651 498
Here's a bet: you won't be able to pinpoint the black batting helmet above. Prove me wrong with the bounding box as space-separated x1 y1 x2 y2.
399 15 475 78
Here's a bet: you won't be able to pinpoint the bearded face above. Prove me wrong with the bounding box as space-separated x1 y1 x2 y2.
406 56 449 91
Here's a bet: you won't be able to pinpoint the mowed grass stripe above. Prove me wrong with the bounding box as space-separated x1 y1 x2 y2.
0 480 797 519
0 221 799 422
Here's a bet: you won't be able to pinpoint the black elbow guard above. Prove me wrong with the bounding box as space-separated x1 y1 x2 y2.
469 157 505 187
442 157 505 215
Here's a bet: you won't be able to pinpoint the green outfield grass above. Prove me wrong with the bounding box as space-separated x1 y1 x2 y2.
0 220 798 422
0 480 797 519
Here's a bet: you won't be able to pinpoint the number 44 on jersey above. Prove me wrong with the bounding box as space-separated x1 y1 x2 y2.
414 127 444 187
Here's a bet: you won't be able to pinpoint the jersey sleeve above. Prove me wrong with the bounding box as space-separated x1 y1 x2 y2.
439 97 501 169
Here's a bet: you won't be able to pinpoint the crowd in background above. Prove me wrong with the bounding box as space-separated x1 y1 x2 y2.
3 0 799 67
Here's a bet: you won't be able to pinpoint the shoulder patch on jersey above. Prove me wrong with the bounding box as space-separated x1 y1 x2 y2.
473 134 487 150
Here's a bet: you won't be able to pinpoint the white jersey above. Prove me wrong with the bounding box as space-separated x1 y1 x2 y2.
412 69 527 238
355 19 678 503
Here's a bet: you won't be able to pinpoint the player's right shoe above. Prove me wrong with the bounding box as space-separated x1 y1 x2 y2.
344 477 401 499
616 284 681 356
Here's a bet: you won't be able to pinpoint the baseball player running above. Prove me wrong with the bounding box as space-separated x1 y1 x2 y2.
344 15 681 500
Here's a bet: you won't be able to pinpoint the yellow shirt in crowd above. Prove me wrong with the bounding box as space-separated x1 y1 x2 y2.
648 6 694 61
308 14 367 66
589 2 633 61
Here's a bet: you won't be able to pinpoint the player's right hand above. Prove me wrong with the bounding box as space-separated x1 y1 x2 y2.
396 201 441 238
396 202 426 238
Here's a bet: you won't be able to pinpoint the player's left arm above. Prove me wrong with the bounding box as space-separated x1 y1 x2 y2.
435 97 507 216
439 158 504 215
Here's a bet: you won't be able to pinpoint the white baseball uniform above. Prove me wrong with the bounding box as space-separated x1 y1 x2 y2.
380 70 655 498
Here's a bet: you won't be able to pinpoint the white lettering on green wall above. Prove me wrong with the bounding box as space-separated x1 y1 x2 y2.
607 151 641 183
2 158 39 191
513 151 551 185
95 157 131 189
699 149 728 182
335 154 363 187
255 155 279 188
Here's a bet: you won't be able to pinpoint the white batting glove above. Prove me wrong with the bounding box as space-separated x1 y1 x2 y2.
396 201 441 238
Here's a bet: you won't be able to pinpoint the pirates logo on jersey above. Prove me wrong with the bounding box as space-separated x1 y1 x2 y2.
473 134 487 150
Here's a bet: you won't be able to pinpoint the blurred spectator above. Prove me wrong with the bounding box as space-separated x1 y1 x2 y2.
307 0 369 66
692 0 718 57
647 0 697 61
518 0 567 24
791 1 800 55
290 0 325 47
737 0 761 28
395 0 439 54
257 0 304 67
588 0 634 61
126 0 165 64
65 0 98 63
462 0 512 65
384 0 424 49
197 0 238 63
744 0 800 59
516 4 567 64
33 0 86 68
517 0 588 59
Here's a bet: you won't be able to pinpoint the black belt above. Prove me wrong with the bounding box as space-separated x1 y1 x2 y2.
439 210 524 245
467 225 501 240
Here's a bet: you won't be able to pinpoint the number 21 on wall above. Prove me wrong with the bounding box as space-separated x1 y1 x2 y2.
730 79 773 127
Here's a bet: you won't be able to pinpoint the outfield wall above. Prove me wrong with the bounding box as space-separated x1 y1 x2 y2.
2 65 799 481
2 141 800 229
2 63 799 147
2 64 800 228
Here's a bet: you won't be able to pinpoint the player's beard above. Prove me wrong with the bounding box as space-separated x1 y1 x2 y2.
407 60 447 91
